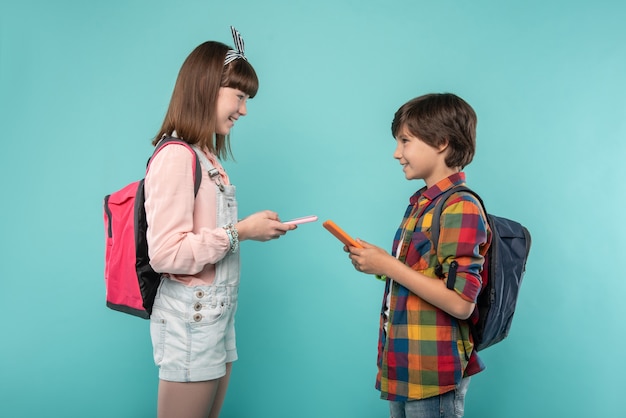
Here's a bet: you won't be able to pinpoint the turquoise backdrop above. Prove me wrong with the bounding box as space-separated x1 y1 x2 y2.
1 0 625 417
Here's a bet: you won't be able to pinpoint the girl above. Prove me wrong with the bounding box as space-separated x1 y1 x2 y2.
144 27 295 418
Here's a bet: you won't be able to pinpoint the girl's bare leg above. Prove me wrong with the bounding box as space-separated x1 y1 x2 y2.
208 362 232 418
156 363 232 418
157 379 218 418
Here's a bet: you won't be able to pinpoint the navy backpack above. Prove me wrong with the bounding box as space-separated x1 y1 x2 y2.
431 186 531 351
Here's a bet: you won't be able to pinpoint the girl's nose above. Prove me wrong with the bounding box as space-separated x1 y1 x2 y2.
239 100 247 116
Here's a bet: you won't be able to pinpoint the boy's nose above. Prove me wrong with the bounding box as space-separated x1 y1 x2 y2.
393 146 402 160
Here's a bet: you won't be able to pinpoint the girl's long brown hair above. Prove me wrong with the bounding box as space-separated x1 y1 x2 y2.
153 41 259 160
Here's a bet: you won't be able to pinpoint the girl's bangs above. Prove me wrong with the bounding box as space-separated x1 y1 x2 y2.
223 60 259 98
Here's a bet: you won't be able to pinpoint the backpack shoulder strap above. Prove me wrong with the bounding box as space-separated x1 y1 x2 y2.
430 185 483 248
148 137 202 197
430 185 486 288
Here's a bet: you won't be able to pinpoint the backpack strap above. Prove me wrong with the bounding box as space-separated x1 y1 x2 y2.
431 185 486 289
148 137 202 196
431 185 490 359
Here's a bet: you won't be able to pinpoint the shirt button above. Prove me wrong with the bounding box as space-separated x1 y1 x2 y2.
194 302 202 311
193 313 202 322
195 290 204 299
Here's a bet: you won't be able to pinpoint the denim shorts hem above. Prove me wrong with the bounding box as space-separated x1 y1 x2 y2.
158 351 238 382
225 349 238 363
159 364 225 382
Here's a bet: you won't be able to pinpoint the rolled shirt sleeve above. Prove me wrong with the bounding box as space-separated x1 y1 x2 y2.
437 196 491 302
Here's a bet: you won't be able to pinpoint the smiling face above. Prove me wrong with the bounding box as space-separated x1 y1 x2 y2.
215 87 249 135
393 125 453 188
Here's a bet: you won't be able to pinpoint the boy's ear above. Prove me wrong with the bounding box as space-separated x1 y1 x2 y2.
436 139 450 153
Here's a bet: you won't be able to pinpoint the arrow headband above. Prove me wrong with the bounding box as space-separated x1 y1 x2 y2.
224 26 248 65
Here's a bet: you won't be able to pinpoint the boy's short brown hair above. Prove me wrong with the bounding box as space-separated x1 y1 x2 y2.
391 93 477 169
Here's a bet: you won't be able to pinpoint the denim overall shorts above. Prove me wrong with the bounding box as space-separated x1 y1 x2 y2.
150 147 240 383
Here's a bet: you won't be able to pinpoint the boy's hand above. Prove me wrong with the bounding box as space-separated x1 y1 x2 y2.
346 239 395 276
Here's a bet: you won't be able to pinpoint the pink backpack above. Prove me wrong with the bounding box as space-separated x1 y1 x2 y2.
103 138 201 318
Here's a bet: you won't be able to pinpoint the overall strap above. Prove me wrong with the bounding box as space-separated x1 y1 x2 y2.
191 145 225 191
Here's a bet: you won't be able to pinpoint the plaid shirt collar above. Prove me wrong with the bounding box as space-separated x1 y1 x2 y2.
409 172 467 206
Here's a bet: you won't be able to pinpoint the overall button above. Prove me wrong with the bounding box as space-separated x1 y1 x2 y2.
193 313 202 322
193 302 202 311
195 290 204 299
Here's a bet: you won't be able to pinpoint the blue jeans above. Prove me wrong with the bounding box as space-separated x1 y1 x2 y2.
389 377 471 418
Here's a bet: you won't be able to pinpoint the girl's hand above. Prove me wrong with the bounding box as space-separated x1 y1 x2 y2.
347 239 395 276
236 210 296 242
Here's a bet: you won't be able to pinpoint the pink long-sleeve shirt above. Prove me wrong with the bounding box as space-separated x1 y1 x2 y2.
144 143 232 286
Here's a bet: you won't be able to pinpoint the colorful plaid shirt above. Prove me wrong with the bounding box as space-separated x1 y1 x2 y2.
376 172 491 401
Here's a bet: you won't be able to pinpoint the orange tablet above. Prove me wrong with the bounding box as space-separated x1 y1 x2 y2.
322 220 362 248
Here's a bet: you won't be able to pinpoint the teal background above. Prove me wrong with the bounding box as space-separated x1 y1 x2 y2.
1 0 625 417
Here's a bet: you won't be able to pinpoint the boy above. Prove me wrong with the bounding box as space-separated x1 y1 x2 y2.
347 93 491 417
